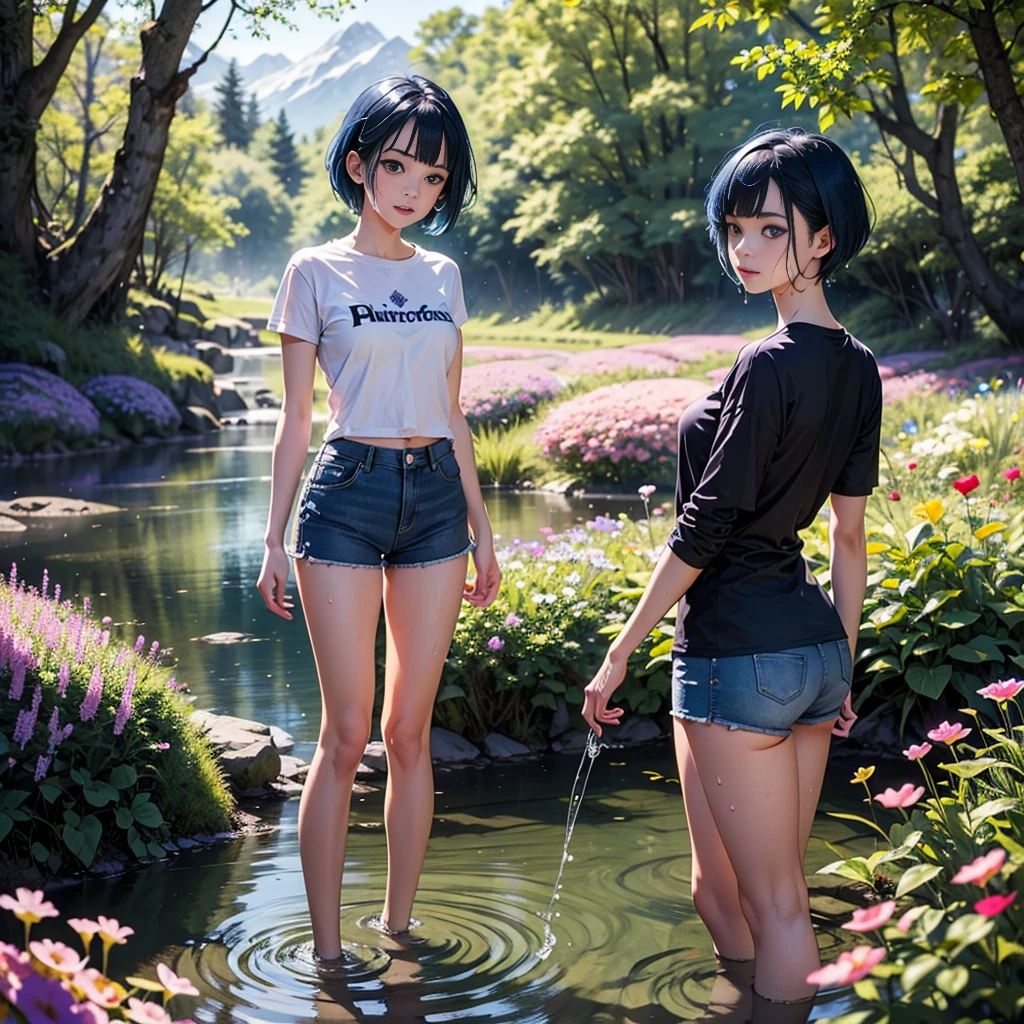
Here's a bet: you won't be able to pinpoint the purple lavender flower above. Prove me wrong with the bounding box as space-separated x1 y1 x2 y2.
0 365 100 439
134 634 145 654
113 647 128 667
13 684 42 748
80 665 103 722
113 669 136 736
53 584 61 603
82 597 90 615
8 652 26 702
41 570 48 599
101 616 112 626
149 640 159 661
34 756 51 783
57 661 70 697
9 563 16 587
80 375 181 436
487 636 505 652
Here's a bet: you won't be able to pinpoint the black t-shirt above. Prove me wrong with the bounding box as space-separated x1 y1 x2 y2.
668 322 882 658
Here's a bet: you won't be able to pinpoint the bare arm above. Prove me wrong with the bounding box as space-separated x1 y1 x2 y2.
257 336 317 619
828 493 868 657
447 330 500 607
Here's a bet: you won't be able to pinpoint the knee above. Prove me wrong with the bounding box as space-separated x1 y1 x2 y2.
381 716 429 773
738 876 808 935
318 718 370 780
691 873 742 926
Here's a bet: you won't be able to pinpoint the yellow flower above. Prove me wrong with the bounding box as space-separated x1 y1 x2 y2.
912 499 945 524
974 522 1006 540
866 542 890 555
959 707 980 720
850 766 876 785
967 438 991 450
881 578 901 589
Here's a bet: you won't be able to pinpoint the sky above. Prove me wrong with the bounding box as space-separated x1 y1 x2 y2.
183 0 495 64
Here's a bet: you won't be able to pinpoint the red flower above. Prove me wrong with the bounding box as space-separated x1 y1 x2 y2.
975 891 1016 917
888 491 901 501
1004 467 1021 482
907 462 918 470
953 474 980 496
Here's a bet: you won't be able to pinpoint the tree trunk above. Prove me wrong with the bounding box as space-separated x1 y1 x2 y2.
47 3 201 328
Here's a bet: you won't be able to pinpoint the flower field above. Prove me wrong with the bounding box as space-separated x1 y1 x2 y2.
458 360 565 427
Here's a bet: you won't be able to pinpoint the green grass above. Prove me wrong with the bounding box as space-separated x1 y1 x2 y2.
181 288 274 322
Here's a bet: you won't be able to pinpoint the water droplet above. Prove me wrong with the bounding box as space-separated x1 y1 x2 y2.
730 804 735 811
567 854 573 862
716 775 722 785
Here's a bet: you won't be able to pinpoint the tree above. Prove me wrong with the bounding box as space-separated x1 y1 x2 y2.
269 108 307 197
0 0 353 331
692 0 1024 344
140 107 245 305
214 59 250 149
245 93 261 142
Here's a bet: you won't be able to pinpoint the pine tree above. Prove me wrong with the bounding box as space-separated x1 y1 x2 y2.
269 108 307 198
213 59 248 149
244 94 261 144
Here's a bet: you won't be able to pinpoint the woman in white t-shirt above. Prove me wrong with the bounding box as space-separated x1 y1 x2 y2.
258 75 500 966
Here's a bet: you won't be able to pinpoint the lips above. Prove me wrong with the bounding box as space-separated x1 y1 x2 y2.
394 206 415 216
737 267 759 277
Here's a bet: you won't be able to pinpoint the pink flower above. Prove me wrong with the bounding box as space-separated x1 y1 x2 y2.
806 945 885 987
1003 467 1021 482
505 613 522 627
0 887 60 924
97 915 134 946
975 891 1017 917
953 474 980 496
903 742 932 761
952 848 1007 886
72 968 123 1008
0 939 33 980
638 485 657 498
29 937 88 974
67 918 100 952
124 997 172 1024
907 461 918 470
873 784 925 809
71 1003 111 1023
977 679 1024 703
888 491 901 501
58 661 70 697
486 636 504 652
842 901 896 932
156 962 200 997
155 742 170 750
79 665 103 722
896 905 929 933
927 721 971 745
113 668 136 736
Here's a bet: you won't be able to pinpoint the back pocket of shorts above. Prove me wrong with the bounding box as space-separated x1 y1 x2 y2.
838 640 853 684
753 653 808 705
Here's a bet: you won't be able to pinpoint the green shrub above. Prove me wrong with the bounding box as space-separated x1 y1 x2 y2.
0 567 233 876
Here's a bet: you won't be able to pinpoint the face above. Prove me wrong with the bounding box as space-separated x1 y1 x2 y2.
724 179 832 295
346 118 449 230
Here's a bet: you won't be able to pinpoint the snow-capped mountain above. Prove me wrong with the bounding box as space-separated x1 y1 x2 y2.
183 24 413 138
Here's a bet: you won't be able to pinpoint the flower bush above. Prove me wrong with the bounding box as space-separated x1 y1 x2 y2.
812 691 1024 1022
80 376 182 440
0 567 233 876
439 512 675 742
0 888 198 1022
534 378 709 487
559 348 679 377
852 485 1024 733
459 360 564 427
0 364 100 453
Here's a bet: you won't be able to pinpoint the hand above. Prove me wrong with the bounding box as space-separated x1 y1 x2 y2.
832 693 857 738
581 652 627 738
257 544 294 620
464 538 501 608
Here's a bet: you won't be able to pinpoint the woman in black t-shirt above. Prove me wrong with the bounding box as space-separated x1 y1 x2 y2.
582 128 880 1013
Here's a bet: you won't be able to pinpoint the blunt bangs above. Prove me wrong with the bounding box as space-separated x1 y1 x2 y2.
325 75 476 235
704 127 873 285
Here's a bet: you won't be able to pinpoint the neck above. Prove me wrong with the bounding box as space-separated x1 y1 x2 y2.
772 275 841 331
345 203 416 260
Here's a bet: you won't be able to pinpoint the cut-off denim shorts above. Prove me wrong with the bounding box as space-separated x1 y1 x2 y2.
671 639 852 738
289 437 475 569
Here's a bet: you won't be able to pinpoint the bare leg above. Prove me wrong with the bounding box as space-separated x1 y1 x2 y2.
682 721 821 1003
674 720 755 961
379 555 468 931
792 721 835 858
294 561 382 960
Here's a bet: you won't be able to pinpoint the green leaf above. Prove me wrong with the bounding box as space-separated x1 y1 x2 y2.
940 757 998 779
128 834 148 859
970 797 1017 829
115 807 134 829
108 764 139 789
437 682 465 702
82 781 119 808
935 610 981 629
948 634 1005 663
38 783 61 804
914 588 962 620
125 977 165 993
895 862 943 897
876 831 923 864
905 663 952 697
146 841 166 859
0 814 12 843
531 692 557 710
901 953 942 993
132 801 164 829
935 965 969 997
818 857 874 885
946 912 995 956
0 790 29 810
31 842 49 863
905 522 934 550
63 809 81 827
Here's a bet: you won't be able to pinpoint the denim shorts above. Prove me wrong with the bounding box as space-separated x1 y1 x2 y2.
289 437 475 569
671 639 852 737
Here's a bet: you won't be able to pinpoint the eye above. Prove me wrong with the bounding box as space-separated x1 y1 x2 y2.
726 222 740 235
764 225 786 239
426 174 446 186
381 159 403 173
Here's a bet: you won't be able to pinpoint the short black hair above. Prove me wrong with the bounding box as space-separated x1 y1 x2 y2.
704 127 872 285
325 75 476 236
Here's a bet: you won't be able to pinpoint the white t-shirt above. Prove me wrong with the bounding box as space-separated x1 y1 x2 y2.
267 239 468 443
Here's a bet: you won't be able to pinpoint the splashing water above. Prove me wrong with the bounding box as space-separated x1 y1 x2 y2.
535 730 603 961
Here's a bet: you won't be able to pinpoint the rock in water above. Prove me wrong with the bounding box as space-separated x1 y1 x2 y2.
429 727 481 762
483 732 531 759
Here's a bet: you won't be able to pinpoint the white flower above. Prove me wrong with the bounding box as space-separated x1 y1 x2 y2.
562 586 577 598
507 560 525 571
566 571 581 586
516 580 526 589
